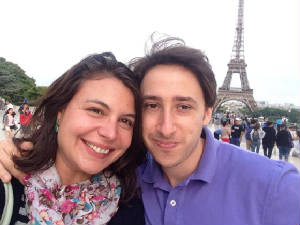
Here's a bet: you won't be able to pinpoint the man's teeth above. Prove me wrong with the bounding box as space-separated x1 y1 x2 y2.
85 141 109 154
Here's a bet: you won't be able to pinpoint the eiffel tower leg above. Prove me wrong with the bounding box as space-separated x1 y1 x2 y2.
221 71 232 90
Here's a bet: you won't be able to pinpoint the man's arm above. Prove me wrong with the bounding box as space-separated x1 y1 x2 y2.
0 138 32 183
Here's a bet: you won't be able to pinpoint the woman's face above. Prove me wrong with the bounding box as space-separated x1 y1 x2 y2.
8 109 13 114
55 74 136 184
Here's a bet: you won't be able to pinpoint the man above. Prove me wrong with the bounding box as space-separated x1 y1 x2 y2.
230 117 244 146
0 37 300 225
131 37 299 224
262 121 277 158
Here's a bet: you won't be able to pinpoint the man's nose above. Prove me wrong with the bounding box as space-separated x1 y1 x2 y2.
156 109 176 138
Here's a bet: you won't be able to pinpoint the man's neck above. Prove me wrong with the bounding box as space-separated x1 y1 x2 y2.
162 138 205 187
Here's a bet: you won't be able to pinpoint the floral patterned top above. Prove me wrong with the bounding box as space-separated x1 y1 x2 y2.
23 166 121 225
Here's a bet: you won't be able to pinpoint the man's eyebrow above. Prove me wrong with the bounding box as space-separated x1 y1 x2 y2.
142 95 162 101
86 99 135 118
174 96 197 104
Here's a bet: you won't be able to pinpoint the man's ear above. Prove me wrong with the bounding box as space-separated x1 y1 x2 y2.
203 107 213 126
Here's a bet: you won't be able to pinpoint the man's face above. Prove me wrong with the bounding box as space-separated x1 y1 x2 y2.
140 65 212 171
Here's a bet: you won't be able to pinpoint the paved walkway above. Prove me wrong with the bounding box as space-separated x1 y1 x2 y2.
209 124 300 171
0 110 299 171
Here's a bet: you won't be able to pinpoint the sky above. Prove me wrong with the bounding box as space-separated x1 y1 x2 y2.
1 0 299 106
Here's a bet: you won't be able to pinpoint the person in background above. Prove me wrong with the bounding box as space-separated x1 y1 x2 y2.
213 128 222 140
3 108 16 137
220 119 231 143
250 122 265 154
245 119 256 150
230 118 244 146
2 100 14 131
276 124 293 162
262 121 277 158
19 103 32 135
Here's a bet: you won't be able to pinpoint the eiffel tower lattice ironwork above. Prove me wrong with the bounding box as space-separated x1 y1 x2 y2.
214 0 256 113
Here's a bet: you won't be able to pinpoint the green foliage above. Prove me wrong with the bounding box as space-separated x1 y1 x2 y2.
248 107 300 124
0 57 47 105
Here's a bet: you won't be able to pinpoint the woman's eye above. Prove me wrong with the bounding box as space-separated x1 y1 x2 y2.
88 108 103 115
120 118 134 128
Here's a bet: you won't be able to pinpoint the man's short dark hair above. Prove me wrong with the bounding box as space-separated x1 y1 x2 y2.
130 36 217 108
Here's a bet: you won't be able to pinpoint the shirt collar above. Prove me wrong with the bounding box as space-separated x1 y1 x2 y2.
141 126 220 186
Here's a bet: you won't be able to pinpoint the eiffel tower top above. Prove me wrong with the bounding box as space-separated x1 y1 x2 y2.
231 0 245 62
215 0 257 113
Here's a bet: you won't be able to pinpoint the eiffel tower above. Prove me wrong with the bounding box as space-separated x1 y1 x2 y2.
214 0 256 113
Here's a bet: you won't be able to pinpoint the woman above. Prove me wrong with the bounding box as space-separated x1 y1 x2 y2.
3 108 16 137
220 119 231 143
250 122 265 154
276 124 293 161
0 52 145 224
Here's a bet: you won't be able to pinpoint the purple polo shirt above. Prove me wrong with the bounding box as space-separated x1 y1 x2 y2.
138 126 300 225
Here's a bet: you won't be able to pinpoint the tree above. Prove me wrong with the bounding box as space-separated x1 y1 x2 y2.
238 106 300 124
0 57 46 104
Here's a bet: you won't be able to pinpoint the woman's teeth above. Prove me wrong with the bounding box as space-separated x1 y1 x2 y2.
85 141 109 154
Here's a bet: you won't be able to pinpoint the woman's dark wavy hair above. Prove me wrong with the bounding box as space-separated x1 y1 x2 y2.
13 52 146 202
129 35 217 108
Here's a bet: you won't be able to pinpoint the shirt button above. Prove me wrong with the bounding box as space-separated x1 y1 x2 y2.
170 200 176 206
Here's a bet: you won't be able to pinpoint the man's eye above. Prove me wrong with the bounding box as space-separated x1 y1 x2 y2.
178 104 191 110
144 103 158 110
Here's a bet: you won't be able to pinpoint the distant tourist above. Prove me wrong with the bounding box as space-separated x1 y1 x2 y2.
19 103 32 135
3 107 16 137
276 124 293 161
262 121 277 158
245 119 256 150
221 119 231 143
230 118 244 146
250 122 265 154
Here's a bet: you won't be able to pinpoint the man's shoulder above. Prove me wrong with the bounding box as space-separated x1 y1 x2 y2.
216 142 297 180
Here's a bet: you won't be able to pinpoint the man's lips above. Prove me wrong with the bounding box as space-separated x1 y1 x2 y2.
152 139 179 149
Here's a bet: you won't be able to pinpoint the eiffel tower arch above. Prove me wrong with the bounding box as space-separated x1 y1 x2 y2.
214 0 256 114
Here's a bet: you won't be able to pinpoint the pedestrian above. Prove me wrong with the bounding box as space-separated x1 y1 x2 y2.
250 122 265 154
276 124 293 161
3 108 16 137
230 118 244 146
2 100 14 130
245 119 256 150
213 129 222 140
19 103 32 135
220 119 231 143
262 121 276 158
